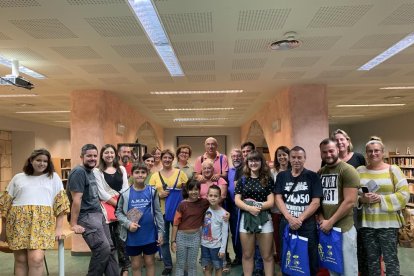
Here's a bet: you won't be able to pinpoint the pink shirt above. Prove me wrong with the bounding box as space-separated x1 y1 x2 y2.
194 152 229 176
199 178 228 200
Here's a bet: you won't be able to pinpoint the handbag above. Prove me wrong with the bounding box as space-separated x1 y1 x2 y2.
160 171 183 222
318 227 344 274
100 194 119 223
282 224 310 276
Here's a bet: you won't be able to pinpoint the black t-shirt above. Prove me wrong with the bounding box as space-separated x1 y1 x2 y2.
274 169 323 219
67 165 101 219
235 176 275 202
103 170 123 192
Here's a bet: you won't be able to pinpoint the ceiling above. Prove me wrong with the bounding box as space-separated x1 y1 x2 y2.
1 0 414 129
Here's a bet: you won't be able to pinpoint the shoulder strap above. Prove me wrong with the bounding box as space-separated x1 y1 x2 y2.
158 172 168 190
220 154 223 175
173 170 181 189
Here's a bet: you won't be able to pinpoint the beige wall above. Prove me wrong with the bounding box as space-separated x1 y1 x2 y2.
70 90 164 167
241 84 328 171
334 110 414 157
0 115 71 175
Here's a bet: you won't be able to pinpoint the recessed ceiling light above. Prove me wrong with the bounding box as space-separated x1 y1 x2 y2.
126 0 183 77
380 86 414 90
173 118 228 122
151 90 243 95
16 103 34 107
336 104 405 107
165 107 234 111
384 96 404 100
358 32 414 71
270 31 302 51
15 111 70 114
0 94 38 98
0 55 46 79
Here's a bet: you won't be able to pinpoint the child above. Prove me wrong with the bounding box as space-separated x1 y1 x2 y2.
0 149 69 276
171 179 210 276
201 185 229 276
116 163 164 276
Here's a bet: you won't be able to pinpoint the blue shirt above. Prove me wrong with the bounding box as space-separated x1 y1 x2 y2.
127 186 156 246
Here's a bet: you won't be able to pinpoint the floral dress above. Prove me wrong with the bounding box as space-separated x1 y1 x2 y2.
0 172 70 250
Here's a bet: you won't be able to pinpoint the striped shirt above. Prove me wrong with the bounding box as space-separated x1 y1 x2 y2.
357 165 410 228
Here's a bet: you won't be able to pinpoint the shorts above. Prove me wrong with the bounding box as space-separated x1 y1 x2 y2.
201 246 224 269
126 242 158 256
239 213 274 234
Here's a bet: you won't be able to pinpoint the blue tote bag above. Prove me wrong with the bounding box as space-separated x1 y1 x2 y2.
159 171 183 222
282 225 310 276
318 227 343 274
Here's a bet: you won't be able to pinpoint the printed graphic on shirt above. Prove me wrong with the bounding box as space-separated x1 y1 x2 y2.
202 211 215 242
320 174 339 205
283 181 311 218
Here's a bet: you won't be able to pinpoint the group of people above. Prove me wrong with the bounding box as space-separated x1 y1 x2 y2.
0 130 410 276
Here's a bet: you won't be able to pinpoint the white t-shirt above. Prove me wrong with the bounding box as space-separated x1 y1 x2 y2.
201 207 229 253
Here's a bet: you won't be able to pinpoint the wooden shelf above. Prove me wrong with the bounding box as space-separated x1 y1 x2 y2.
52 158 71 189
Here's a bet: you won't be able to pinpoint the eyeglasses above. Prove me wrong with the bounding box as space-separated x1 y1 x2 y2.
180 151 190 155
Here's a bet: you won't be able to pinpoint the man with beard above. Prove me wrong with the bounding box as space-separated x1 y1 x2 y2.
67 144 118 276
319 138 359 276
226 148 244 265
118 145 132 176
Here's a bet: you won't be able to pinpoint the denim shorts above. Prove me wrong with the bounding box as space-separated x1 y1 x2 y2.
201 246 224 269
126 242 158 256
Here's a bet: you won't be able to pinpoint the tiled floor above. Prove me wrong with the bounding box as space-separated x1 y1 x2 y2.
0 247 414 275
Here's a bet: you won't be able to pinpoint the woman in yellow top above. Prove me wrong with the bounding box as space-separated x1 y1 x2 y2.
0 149 69 276
149 149 188 275
357 137 410 276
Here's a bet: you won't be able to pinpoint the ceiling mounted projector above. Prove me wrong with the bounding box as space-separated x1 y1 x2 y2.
270 31 302 51
0 60 35 90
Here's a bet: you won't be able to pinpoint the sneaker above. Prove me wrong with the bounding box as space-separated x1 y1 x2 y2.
161 268 172 275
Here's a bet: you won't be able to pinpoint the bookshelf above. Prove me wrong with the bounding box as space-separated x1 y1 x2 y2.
388 154 414 182
52 158 71 188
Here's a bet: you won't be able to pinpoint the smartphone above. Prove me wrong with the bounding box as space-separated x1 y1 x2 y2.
361 187 369 193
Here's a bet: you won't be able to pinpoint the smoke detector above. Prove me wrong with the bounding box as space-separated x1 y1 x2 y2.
270 31 302 51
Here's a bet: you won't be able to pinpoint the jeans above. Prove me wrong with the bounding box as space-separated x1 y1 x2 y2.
78 212 119 276
226 197 242 260
280 218 319 276
329 226 358 276
161 217 173 269
109 221 130 272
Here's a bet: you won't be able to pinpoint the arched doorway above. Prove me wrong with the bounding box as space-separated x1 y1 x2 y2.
136 122 160 151
245 120 270 160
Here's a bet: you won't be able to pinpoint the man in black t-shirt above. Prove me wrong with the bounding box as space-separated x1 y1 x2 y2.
67 144 118 276
274 146 323 276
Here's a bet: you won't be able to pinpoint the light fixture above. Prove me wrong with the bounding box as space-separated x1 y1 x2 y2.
384 96 404 100
358 32 414 71
173 118 228 122
336 104 405 107
16 103 34 107
0 55 45 79
0 94 38 98
165 107 234 111
380 86 414 90
180 124 226 127
54 120 70 123
270 31 302 51
126 0 184 77
16 111 70 114
151 90 243 95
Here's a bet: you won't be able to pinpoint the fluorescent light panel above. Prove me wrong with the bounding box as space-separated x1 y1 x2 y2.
330 115 365 118
0 94 37 98
0 55 45 79
16 111 70 114
173 118 228 122
127 0 184 76
380 86 414 90
166 107 234 111
151 90 243 95
358 32 414 71
336 104 405 107
54 120 70 123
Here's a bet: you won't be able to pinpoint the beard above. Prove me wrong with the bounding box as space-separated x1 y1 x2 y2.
325 155 339 165
233 160 242 168
121 156 129 164
83 161 96 170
